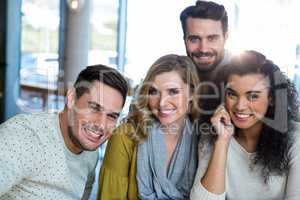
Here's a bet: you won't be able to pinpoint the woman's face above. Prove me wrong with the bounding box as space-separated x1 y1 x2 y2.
148 71 190 127
225 73 271 131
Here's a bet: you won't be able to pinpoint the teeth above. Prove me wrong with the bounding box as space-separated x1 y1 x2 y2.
84 127 103 138
159 109 175 115
235 113 251 118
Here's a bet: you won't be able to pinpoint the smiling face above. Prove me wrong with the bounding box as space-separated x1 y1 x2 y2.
225 74 271 132
185 18 227 72
148 71 190 127
67 81 124 152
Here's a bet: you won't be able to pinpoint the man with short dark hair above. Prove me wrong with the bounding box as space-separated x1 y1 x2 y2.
180 0 231 81
0 65 128 200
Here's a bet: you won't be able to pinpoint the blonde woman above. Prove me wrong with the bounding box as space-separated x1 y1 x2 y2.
97 54 201 200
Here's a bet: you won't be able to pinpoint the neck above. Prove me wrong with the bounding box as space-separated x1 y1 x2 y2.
161 118 186 138
198 71 212 82
59 108 82 154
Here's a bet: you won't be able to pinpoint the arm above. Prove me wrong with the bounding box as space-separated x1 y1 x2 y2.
285 123 300 199
190 105 233 200
97 124 136 200
0 115 41 195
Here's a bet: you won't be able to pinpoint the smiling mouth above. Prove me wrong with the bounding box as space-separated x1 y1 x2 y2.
82 126 105 142
197 56 213 61
233 112 253 119
158 109 176 117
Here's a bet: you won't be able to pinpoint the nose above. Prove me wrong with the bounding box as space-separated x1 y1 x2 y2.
235 97 248 111
197 39 209 52
96 113 107 130
159 92 169 108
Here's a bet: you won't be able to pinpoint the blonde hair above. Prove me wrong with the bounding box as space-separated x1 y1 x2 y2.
127 54 201 143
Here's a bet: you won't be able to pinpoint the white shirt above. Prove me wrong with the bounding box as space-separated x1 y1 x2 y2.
190 122 300 200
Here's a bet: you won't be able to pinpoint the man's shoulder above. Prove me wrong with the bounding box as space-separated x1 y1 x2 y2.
1 112 57 126
0 112 59 144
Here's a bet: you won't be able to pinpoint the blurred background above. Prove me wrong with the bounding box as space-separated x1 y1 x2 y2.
0 0 300 199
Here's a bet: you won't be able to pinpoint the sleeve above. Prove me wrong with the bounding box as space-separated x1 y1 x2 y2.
190 137 226 200
96 125 134 200
0 115 43 195
285 123 300 199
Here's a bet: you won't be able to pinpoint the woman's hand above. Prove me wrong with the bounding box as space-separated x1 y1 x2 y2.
211 104 234 142
199 104 234 195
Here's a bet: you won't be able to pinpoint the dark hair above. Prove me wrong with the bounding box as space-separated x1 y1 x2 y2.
180 0 228 38
219 50 299 182
74 64 128 106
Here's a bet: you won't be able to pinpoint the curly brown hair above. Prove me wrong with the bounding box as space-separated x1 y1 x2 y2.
218 50 300 182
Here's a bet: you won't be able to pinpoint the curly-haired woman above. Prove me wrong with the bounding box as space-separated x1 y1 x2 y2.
190 50 300 200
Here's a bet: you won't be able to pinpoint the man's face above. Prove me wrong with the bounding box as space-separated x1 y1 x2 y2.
184 17 228 72
67 81 124 152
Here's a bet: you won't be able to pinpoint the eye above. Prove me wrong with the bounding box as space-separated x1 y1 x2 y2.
89 103 100 113
187 36 200 43
247 93 259 101
107 113 119 121
149 87 159 96
168 88 180 96
207 35 219 42
226 90 237 99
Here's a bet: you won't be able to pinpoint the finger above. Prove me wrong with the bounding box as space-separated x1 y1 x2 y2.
214 104 225 114
213 111 231 125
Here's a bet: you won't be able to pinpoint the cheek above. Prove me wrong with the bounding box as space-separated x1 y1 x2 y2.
225 98 234 110
148 97 159 110
252 100 270 114
178 96 190 110
105 122 117 134
186 42 197 52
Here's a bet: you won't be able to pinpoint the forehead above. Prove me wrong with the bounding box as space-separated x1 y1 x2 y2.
186 17 224 36
227 74 270 92
85 81 124 112
151 71 186 89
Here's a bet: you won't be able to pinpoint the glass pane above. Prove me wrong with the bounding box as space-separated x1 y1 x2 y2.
20 0 62 112
88 2 119 200
125 0 236 86
228 0 300 78
88 0 118 68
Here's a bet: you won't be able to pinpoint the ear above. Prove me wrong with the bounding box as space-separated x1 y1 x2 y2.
66 87 76 109
224 31 229 42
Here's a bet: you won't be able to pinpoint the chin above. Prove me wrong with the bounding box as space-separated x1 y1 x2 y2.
233 121 257 130
81 143 101 151
197 64 217 72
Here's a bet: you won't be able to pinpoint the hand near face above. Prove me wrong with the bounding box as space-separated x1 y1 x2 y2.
211 104 234 142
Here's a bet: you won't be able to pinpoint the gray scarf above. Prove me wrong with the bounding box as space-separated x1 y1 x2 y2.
137 118 198 200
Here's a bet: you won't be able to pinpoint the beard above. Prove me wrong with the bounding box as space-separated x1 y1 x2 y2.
188 50 222 73
67 109 93 152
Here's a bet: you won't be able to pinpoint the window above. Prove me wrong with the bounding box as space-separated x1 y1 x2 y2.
19 0 61 112
88 1 118 68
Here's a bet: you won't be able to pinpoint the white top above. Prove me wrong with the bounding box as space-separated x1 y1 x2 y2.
0 113 98 200
190 122 300 200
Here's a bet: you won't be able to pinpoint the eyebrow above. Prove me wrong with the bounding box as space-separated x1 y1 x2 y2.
149 86 184 91
208 34 221 38
226 87 262 94
88 101 120 117
187 34 221 38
